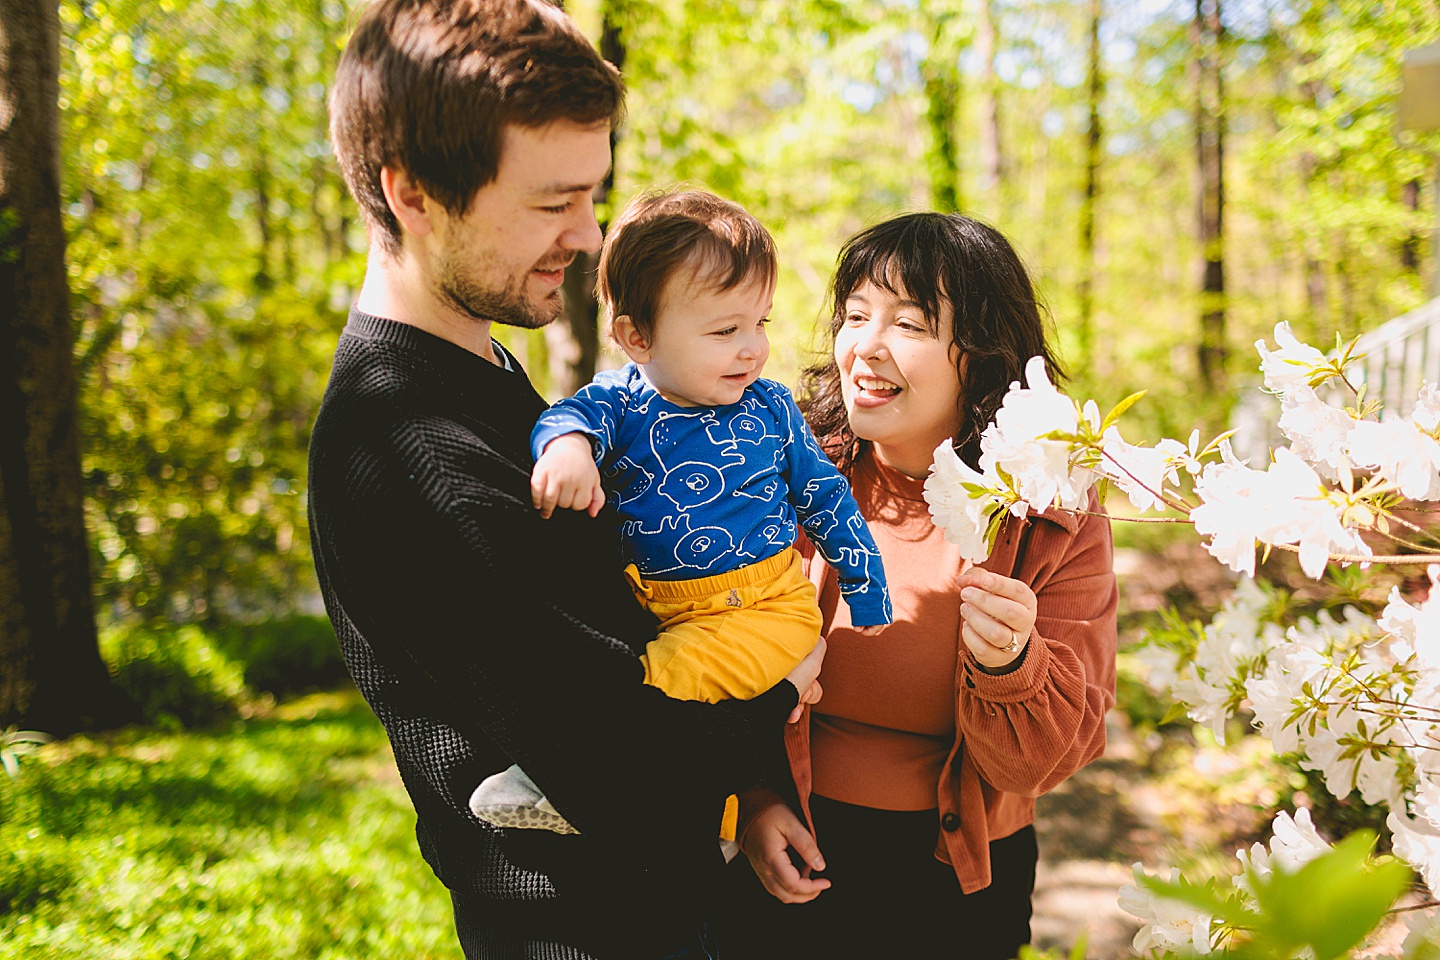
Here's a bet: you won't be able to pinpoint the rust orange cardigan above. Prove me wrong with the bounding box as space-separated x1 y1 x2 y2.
740 484 1118 895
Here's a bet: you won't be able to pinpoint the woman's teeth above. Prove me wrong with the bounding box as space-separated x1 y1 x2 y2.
857 377 900 395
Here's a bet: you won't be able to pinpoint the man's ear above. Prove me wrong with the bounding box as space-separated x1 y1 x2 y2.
611 315 653 364
380 166 437 239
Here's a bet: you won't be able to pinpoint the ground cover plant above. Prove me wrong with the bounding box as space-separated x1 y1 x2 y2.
0 691 461 960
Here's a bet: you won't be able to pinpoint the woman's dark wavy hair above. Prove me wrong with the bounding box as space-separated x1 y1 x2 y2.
800 212 1064 472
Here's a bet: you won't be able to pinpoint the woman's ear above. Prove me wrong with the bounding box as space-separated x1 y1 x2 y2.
611 315 653 364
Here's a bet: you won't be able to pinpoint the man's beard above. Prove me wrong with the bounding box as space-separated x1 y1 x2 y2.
437 252 563 330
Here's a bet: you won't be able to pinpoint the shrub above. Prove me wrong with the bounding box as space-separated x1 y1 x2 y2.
100 624 249 728
210 616 348 697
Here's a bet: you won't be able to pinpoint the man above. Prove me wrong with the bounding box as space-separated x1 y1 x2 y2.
307 1 824 958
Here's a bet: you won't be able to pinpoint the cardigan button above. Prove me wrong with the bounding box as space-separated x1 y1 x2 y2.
940 812 961 832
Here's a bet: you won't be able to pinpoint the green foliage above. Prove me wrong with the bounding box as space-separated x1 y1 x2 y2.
57 0 1440 621
60 0 357 623
0 692 460 958
210 615 347 697
99 624 249 728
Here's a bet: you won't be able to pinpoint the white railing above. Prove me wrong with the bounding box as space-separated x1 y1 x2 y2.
1349 297 1440 419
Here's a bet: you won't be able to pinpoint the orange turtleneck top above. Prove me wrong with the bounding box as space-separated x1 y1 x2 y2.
741 450 1119 894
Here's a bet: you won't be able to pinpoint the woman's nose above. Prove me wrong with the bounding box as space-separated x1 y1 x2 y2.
853 325 887 362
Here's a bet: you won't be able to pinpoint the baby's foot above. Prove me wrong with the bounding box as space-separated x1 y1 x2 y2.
468 763 579 835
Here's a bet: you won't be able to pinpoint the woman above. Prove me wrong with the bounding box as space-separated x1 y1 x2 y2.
722 213 1118 959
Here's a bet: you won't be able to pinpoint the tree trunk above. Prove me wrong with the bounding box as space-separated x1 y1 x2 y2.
920 7 961 214
0 0 132 732
1192 0 1226 392
550 4 625 397
975 0 1003 212
1077 0 1103 371
1403 178 1422 274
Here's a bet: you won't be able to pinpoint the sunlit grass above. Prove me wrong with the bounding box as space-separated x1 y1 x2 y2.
0 689 462 960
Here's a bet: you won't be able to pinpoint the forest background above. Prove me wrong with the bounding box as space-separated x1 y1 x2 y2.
3 0 1440 956
42 0 1440 634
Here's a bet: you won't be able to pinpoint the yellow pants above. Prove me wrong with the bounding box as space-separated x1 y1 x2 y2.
627 547 822 842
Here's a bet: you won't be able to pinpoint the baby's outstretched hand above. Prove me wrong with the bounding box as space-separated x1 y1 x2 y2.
531 433 605 519
853 624 886 637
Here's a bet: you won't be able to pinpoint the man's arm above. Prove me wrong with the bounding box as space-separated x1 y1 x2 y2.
332 419 800 842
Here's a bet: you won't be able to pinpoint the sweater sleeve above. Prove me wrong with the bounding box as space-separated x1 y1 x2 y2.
955 490 1118 798
765 382 892 627
530 368 631 462
333 416 798 843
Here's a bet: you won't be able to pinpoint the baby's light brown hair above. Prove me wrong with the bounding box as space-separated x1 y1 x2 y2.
598 188 777 344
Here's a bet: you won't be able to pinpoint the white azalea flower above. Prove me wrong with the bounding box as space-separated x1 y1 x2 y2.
1347 418 1440 501
1235 807 1331 895
925 440 1003 563
1379 567 1440 670
983 356 1095 512
1277 387 1354 478
1300 702 1403 806
1118 864 1215 955
1191 447 1369 579
1245 641 1329 756
1099 427 1187 513
1257 322 1330 396
1414 382 1440 431
1389 794 1440 893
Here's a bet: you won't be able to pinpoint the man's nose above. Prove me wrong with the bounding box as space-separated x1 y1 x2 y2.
561 195 604 253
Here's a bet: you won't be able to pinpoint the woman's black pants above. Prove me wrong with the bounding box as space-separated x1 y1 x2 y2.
720 795 1038 960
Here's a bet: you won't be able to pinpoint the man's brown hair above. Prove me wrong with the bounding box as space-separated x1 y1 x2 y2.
598 188 777 344
329 0 623 256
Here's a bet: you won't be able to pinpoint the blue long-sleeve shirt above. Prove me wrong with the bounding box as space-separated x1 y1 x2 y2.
532 364 892 626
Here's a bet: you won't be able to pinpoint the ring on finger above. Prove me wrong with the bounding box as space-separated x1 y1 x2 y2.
1004 630 1022 653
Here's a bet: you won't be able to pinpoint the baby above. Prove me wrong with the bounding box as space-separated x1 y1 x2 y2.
469 188 891 845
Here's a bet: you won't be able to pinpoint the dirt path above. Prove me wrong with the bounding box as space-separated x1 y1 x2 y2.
1032 713 1159 958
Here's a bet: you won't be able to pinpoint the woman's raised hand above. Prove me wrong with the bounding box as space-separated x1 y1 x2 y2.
740 802 830 904
957 568 1037 671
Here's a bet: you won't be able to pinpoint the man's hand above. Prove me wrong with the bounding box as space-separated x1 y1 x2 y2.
531 433 605 519
740 802 829 904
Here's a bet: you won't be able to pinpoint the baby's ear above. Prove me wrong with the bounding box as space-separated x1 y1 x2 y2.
611 315 653 364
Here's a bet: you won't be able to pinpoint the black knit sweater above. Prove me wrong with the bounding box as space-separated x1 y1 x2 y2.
308 310 798 958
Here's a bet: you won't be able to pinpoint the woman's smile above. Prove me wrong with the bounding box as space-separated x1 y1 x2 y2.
835 280 964 477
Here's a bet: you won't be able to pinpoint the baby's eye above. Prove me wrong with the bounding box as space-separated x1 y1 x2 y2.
758 317 772 327
713 325 738 337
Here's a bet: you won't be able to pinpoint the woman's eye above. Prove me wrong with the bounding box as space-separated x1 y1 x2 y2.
897 319 925 333
844 313 867 325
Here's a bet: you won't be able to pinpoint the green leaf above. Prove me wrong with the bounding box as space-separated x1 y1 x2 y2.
1138 873 1254 927
1246 831 1411 960
1100 390 1148 432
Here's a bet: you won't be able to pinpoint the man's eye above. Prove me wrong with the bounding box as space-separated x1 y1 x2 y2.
540 202 573 214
